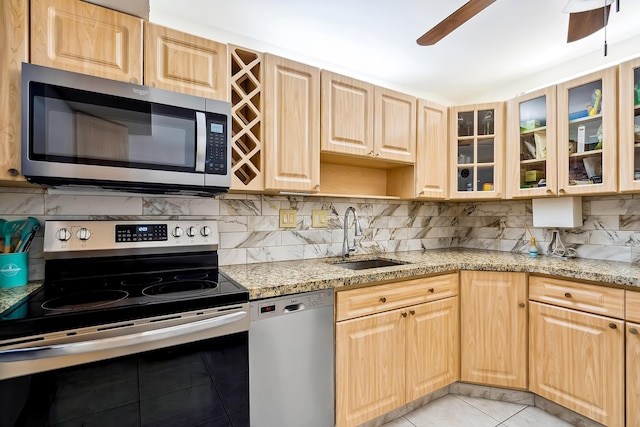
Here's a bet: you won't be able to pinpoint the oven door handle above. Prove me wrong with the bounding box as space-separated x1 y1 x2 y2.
0 311 247 362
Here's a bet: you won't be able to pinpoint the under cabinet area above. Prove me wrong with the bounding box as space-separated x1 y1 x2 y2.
529 276 625 427
460 271 528 389
335 273 459 427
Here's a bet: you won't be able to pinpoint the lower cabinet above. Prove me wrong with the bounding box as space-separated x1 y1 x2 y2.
529 276 624 427
460 271 528 389
627 321 640 427
335 274 459 427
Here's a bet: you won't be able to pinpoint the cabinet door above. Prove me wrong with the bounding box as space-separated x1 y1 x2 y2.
0 0 28 182
618 57 640 192
406 297 459 401
530 302 624 427
628 322 640 427
460 271 527 388
264 54 320 192
557 67 617 195
506 86 557 198
374 87 416 163
321 71 374 157
450 102 505 199
144 23 228 101
416 99 448 199
335 309 405 427
30 0 142 83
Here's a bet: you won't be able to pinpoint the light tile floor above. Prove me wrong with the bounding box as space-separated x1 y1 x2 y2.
380 394 572 427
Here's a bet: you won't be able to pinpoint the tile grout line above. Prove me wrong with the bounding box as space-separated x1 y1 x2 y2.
495 404 531 426
451 394 530 426
449 394 507 425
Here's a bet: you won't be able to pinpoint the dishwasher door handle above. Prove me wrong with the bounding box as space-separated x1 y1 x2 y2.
283 303 305 313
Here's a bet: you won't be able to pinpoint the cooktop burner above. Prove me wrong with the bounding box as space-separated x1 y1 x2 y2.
142 280 218 298
42 290 129 311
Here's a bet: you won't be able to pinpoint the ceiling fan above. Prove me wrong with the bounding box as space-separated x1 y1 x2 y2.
416 0 620 46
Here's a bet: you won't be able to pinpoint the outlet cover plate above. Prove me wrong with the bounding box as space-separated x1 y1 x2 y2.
312 210 328 228
279 209 297 228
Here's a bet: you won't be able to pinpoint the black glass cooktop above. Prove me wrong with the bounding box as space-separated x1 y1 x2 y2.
0 252 248 341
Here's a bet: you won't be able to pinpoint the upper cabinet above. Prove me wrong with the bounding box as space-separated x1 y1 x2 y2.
556 68 617 195
618 57 640 193
321 71 375 158
144 22 228 101
416 99 448 199
374 87 416 163
30 0 143 83
0 0 28 182
263 54 320 193
449 102 505 199
506 87 557 199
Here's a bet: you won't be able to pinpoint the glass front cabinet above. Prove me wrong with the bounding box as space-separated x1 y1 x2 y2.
449 102 504 199
619 57 640 192
556 68 617 195
507 87 557 198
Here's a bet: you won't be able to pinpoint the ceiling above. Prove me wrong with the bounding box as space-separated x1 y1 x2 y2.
148 0 640 105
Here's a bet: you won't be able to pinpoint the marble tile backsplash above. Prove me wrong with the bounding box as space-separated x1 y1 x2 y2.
2 186 640 281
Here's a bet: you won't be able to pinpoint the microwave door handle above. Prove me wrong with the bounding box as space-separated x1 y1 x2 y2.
0 310 247 362
195 111 206 172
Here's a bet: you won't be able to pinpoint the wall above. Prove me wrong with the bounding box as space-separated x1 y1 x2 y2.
1 186 639 282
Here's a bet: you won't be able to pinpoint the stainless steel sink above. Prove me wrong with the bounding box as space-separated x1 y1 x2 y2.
332 258 407 270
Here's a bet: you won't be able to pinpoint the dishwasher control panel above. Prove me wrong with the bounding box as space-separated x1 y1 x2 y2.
250 289 334 321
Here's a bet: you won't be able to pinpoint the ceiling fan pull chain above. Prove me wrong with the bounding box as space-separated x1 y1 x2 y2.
616 0 620 12
604 0 608 56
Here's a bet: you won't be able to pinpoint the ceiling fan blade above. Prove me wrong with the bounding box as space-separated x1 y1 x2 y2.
416 0 496 46
567 5 610 42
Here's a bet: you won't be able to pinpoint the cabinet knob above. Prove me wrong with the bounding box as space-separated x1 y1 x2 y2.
379 297 387 303
315 184 320 190
631 328 639 335
7 168 19 177
564 292 572 298
401 312 407 318
519 303 525 308
428 288 435 293
418 191 425 196
409 310 416 316
559 188 566 194
546 189 553 194
609 323 618 329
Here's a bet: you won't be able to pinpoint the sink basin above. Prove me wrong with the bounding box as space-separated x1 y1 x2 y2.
332 258 407 270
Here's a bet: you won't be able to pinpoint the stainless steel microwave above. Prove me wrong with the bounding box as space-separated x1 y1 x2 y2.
21 63 231 196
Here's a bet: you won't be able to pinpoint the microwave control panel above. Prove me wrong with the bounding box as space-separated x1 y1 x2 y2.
206 115 227 175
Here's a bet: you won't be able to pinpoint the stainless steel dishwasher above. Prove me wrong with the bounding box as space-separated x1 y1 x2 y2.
249 289 334 427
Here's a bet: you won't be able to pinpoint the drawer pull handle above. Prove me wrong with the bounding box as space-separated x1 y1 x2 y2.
428 288 435 293
564 292 572 298
519 303 525 308
630 328 639 335
409 310 416 316
401 312 407 318
380 297 387 303
609 323 618 329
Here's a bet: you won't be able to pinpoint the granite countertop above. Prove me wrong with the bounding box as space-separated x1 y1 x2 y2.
220 248 640 300
4 249 640 312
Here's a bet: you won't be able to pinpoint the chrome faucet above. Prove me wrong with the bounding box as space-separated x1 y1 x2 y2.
342 207 362 258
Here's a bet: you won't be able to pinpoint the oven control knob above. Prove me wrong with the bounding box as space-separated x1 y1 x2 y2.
76 228 91 241
172 227 184 238
201 226 211 237
186 226 198 237
57 228 72 242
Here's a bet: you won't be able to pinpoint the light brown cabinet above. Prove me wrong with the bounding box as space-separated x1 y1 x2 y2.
449 102 505 199
263 54 320 193
626 291 640 427
618 56 640 193
144 22 228 101
374 87 416 163
460 271 527 389
529 276 625 427
556 67 617 195
0 0 28 182
335 273 459 427
415 99 448 199
30 0 143 83
506 86 557 198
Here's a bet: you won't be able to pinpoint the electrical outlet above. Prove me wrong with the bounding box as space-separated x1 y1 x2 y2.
311 210 328 228
279 209 297 228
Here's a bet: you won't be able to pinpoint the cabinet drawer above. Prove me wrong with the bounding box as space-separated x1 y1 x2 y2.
529 276 624 319
336 273 458 321
626 290 640 323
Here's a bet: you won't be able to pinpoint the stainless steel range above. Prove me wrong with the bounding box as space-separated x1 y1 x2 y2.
0 220 249 427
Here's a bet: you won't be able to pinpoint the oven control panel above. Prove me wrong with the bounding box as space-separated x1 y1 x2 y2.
43 220 219 257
